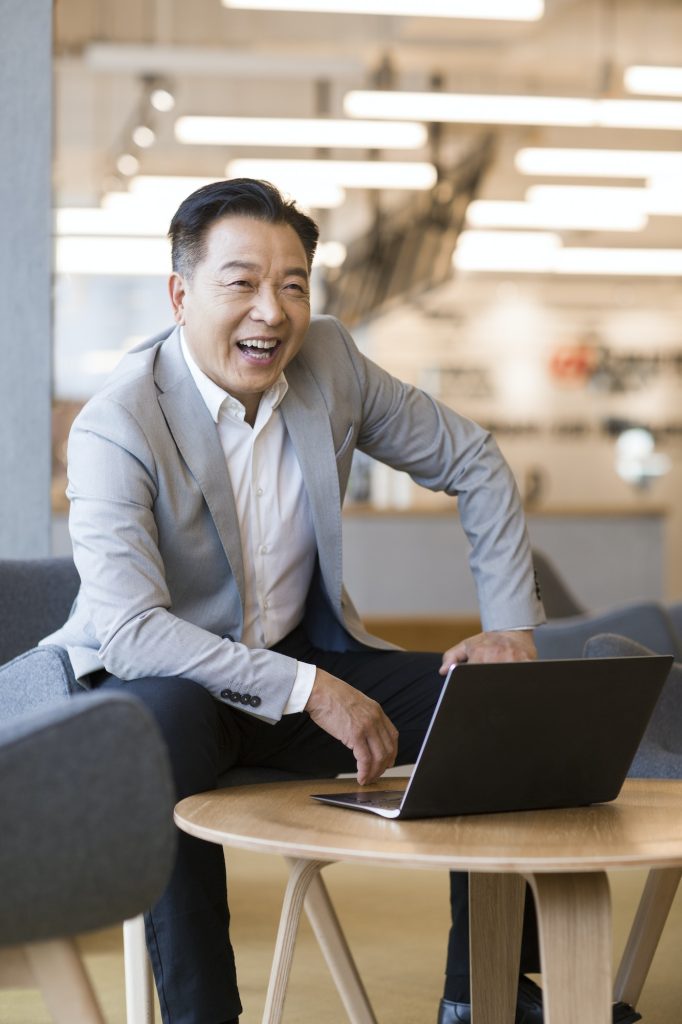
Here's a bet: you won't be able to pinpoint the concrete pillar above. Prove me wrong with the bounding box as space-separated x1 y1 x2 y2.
0 0 53 557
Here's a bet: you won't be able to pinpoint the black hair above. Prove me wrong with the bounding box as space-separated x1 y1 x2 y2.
168 178 320 277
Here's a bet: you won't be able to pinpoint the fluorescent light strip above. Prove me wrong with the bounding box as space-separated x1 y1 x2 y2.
625 65 682 97
127 175 346 209
55 207 170 237
515 147 682 178
454 231 682 276
175 116 427 149
465 199 647 232
221 0 544 20
526 184 682 216
344 90 682 130
56 237 172 276
226 157 437 190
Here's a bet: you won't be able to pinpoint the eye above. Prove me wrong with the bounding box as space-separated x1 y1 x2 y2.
228 278 254 289
284 281 308 294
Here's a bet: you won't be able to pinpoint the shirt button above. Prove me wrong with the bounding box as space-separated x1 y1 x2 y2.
260 544 268 554
263 599 270 610
256 487 264 497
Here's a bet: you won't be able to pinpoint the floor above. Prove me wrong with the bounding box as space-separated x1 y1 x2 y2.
2 849 681 1023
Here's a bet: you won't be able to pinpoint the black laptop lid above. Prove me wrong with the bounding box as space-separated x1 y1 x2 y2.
399 655 672 819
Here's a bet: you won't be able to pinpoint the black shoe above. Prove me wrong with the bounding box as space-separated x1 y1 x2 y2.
437 976 642 1024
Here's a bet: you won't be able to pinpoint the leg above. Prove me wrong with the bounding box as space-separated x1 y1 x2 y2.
469 873 525 1024
124 915 155 1024
98 674 244 1024
24 938 105 1024
527 871 612 1024
613 866 682 1006
262 859 330 1024
303 869 377 1024
445 873 540 1002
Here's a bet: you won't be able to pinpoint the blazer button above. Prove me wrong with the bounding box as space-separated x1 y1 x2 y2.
249 695 262 708
240 693 251 705
220 689 230 699
222 633 234 642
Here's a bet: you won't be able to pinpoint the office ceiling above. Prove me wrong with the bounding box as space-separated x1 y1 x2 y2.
53 0 682 309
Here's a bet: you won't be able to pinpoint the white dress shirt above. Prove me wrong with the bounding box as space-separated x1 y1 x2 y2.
180 331 317 713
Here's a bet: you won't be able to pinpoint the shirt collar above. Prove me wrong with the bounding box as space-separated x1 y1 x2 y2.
179 327 288 424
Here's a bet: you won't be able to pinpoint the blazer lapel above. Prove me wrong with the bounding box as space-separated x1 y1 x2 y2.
281 360 343 612
155 331 246 604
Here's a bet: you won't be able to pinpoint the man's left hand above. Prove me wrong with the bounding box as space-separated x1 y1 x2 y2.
439 629 536 674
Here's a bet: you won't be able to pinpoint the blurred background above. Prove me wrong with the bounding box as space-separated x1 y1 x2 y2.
48 0 682 603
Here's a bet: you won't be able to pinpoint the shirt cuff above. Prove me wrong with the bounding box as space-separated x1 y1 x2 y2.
283 660 317 714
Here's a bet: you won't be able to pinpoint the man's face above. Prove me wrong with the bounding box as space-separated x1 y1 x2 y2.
169 215 312 420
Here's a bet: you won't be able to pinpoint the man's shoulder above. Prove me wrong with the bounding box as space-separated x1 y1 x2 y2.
76 326 176 426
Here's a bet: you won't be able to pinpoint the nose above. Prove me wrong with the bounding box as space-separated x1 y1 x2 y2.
251 285 285 326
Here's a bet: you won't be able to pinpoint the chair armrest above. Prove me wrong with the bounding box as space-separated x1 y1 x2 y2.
0 691 176 946
0 645 82 719
535 603 682 661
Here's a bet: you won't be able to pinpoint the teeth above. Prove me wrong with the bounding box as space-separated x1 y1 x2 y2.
240 339 277 350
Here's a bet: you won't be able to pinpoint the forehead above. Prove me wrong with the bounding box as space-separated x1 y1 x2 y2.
201 214 308 271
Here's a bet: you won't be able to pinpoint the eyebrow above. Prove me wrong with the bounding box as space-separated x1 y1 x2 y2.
218 259 309 280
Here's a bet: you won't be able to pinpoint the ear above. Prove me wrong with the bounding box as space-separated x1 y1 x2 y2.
169 272 187 324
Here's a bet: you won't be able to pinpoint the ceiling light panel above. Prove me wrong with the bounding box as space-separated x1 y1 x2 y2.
624 65 682 97
221 0 544 20
526 184 682 216
225 158 437 189
175 116 427 149
344 90 682 130
515 147 682 178
465 199 647 232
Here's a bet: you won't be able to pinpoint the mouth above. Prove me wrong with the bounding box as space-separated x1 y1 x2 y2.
236 338 282 364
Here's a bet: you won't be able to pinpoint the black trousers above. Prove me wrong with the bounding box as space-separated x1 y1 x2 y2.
98 627 539 1024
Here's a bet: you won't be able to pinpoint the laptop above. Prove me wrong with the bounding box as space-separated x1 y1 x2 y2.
312 655 672 820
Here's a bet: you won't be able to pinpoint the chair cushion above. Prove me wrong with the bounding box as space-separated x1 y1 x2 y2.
0 645 83 720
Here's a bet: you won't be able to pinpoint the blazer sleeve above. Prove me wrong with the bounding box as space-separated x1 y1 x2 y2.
322 317 546 632
64 396 298 723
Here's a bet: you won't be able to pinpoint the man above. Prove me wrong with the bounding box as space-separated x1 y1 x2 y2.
45 178 545 1024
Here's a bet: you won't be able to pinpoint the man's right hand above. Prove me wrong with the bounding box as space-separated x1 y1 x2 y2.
304 668 399 785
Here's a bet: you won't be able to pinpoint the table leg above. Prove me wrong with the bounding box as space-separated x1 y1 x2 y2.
526 871 612 1024
613 866 682 1007
262 858 330 1024
303 867 378 1024
469 873 525 1024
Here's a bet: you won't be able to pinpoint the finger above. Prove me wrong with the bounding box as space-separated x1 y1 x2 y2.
355 722 397 784
440 643 467 674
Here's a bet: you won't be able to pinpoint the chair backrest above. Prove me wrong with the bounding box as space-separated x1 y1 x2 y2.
584 632 682 775
0 558 79 664
532 548 586 618
667 602 682 647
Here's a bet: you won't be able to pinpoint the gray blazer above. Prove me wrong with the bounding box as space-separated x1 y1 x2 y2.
44 316 545 722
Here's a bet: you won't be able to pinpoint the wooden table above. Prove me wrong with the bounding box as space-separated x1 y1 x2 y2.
175 777 682 1024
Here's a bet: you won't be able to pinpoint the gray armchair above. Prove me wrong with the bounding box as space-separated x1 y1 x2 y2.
0 688 175 1022
0 556 329 1022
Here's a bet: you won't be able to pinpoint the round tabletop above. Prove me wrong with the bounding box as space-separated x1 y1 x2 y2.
174 777 682 874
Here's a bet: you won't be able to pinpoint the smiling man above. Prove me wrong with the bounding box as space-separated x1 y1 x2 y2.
44 179 549 1024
